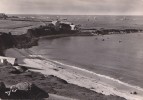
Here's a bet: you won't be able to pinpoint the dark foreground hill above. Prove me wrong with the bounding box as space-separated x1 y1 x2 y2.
0 64 126 100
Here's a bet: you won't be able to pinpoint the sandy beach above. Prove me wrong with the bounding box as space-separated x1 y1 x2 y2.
5 48 143 100
1 14 143 100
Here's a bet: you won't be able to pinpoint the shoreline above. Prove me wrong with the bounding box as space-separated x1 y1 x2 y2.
5 48 143 100
23 55 143 100
1 47 126 100
1 19 143 99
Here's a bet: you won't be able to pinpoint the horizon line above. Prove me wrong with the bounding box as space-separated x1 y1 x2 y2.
5 13 143 16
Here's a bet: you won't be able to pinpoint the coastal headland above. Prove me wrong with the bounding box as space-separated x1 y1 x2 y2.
1 15 143 100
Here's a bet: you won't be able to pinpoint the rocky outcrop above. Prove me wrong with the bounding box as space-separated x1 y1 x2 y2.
0 65 126 100
84 28 143 35
0 32 38 55
0 82 49 99
0 13 8 19
0 33 15 55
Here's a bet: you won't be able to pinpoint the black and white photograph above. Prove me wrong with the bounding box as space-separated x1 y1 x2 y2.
0 0 143 99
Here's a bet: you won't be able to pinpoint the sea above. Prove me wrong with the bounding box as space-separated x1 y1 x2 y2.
11 14 143 29
10 14 143 88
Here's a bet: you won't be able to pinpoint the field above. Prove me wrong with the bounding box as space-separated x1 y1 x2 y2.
0 19 44 35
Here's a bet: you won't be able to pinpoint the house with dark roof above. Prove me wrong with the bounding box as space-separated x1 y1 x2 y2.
51 20 78 32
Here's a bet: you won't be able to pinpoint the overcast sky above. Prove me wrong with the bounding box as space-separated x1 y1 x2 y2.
0 0 143 15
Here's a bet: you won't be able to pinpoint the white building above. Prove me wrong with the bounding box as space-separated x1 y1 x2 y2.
51 20 61 31
0 56 17 65
70 24 76 30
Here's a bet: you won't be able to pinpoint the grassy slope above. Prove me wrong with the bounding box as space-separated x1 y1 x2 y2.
0 65 126 100
0 20 44 35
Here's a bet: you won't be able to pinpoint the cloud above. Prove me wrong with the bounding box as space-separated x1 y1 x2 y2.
0 0 143 15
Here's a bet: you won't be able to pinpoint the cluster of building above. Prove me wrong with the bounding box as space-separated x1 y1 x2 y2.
51 20 79 32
